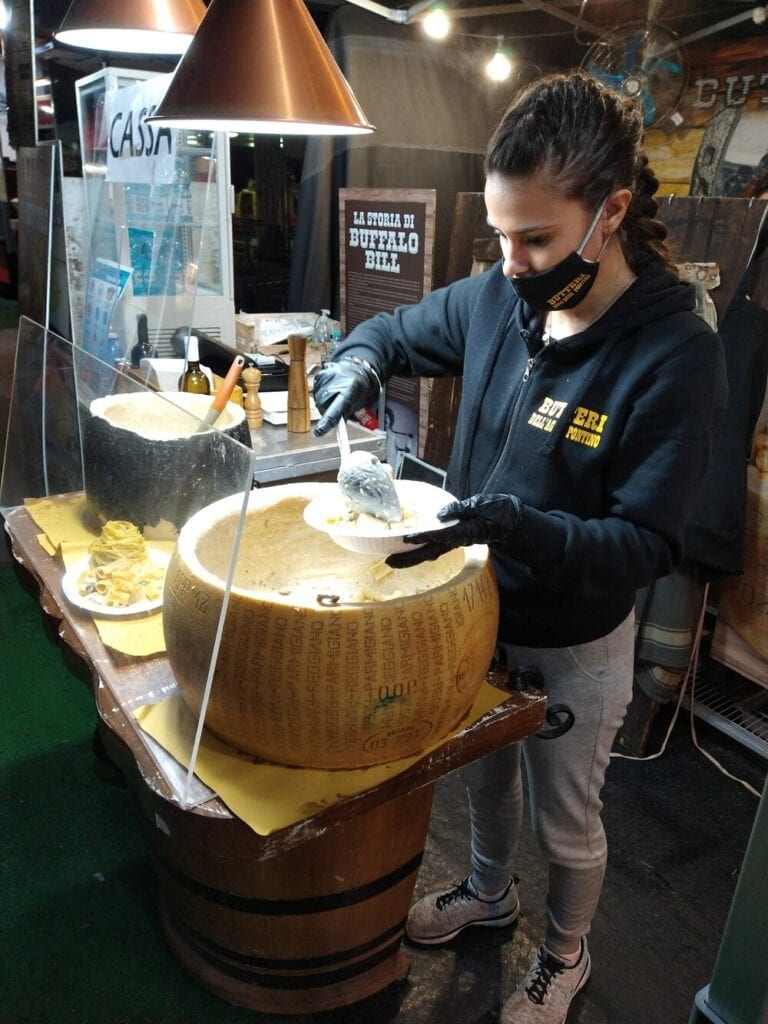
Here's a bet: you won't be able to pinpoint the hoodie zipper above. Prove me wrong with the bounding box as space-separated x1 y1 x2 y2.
480 348 543 492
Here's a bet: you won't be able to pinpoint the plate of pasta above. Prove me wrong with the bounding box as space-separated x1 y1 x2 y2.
62 520 170 616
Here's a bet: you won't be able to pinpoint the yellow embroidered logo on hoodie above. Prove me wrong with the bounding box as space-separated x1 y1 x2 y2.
528 397 568 433
565 406 608 449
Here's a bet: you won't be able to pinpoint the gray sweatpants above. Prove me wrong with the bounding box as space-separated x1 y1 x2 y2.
463 611 635 955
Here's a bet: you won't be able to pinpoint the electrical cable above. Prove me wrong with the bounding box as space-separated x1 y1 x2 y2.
611 582 762 799
687 646 762 799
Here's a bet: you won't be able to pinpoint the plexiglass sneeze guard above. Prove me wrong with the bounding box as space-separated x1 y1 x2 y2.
73 68 235 359
1 317 255 807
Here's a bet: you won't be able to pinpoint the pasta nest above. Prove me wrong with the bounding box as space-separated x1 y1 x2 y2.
78 520 165 608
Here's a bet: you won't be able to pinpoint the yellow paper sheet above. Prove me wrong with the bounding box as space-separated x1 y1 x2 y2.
25 494 95 548
60 539 96 568
134 682 508 835
95 612 167 657
37 533 57 557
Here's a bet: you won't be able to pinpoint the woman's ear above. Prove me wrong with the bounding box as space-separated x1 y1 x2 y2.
604 188 633 232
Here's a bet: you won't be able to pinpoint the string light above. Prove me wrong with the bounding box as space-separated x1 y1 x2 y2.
419 18 520 84
486 37 512 82
422 6 450 40
419 19 517 82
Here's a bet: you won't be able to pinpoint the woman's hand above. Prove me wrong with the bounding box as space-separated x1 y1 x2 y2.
386 493 524 568
312 356 381 436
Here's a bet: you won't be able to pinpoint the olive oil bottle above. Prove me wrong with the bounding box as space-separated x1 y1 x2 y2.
180 334 210 394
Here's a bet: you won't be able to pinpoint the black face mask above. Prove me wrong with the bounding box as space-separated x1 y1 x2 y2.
508 198 609 312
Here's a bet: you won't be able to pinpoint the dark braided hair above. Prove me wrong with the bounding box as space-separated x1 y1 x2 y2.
484 71 675 275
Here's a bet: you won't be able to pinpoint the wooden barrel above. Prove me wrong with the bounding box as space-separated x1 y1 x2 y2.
137 782 434 1014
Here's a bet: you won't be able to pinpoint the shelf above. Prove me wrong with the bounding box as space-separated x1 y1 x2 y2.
687 659 768 759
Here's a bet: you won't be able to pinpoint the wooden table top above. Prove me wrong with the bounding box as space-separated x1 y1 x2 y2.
5 502 546 855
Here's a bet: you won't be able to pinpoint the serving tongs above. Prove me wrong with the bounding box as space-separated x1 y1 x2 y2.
336 416 402 523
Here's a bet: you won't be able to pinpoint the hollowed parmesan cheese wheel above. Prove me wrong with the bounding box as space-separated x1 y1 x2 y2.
163 484 500 769
84 391 253 540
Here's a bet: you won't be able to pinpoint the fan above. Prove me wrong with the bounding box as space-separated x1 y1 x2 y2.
581 22 688 128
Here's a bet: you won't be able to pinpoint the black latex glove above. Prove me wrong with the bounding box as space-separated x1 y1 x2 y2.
386 493 524 569
313 356 381 436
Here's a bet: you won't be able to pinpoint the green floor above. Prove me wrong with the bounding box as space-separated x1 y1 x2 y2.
0 563 265 1024
4 549 767 1024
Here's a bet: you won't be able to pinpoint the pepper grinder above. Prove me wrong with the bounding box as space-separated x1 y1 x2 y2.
287 334 311 433
242 366 263 428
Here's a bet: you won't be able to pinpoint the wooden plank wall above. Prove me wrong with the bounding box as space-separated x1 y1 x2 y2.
661 196 768 319
423 193 768 471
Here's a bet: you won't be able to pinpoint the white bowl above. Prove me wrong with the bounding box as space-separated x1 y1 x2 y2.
303 479 457 555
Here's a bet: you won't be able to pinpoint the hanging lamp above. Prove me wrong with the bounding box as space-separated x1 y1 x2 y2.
54 0 205 55
147 0 375 135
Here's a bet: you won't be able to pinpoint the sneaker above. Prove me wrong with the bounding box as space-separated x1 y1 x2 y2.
499 938 591 1024
406 876 520 945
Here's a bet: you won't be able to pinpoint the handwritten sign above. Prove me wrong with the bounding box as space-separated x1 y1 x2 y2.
103 74 175 185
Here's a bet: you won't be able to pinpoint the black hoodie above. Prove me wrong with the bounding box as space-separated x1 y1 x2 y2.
334 262 728 646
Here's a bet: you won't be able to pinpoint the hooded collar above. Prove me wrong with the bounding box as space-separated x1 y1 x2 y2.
510 262 695 362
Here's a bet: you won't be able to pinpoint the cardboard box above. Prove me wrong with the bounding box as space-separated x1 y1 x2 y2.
235 312 339 353
711 619 768 689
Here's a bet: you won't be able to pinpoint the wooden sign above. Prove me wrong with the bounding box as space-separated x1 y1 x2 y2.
339 188 436 461
644 37 768 197
339 187 436 331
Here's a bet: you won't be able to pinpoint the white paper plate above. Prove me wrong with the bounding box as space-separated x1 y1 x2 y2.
62 549 170 617
303 480 456 555
259 391 320 425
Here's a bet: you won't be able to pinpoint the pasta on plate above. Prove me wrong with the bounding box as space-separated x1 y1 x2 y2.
77 520 165 608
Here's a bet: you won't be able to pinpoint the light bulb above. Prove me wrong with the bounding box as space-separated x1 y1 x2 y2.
423 8 449 40
56 27 195 54
486 49 512 82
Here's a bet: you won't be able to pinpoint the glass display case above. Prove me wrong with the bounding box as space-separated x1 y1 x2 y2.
0 315 254 802
72 68 235 364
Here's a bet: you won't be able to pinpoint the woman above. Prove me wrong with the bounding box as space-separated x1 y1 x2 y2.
313 71 727 1024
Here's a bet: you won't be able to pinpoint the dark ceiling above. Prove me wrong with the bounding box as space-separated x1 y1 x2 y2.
22 0 768 140
9 1 763 188
31 0 767 73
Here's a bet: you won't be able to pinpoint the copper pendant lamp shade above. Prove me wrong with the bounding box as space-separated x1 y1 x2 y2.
55 0 205 55
148 0 375 135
